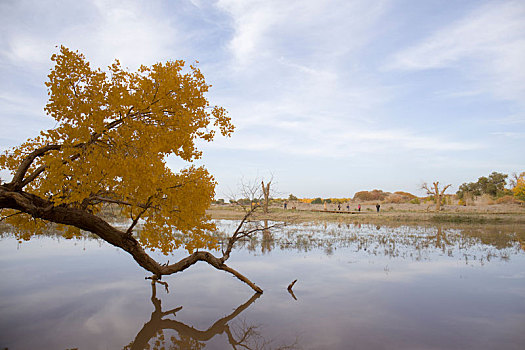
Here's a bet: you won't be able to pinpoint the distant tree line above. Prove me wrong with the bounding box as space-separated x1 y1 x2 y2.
456 172 511 200
211 171 524 207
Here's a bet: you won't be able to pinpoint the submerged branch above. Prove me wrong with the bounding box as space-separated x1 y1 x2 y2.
287 279 297 291
160 250 263 293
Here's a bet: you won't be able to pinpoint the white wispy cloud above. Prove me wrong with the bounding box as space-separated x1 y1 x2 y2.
0 0 184 147
491 131 525 139
386 1 525 102
217 0 387 66
207 120 482 159
0 0 179 70
210 0 406 158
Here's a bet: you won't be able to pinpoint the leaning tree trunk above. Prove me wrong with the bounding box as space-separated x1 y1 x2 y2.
0 184 263 293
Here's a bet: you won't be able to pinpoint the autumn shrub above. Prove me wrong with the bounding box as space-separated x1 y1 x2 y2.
394 191 417 199
353 189 389 201
384 191 417 203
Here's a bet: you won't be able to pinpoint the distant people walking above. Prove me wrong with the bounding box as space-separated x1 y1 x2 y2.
358 204 361 212
346 204 350 211
338 203 341 211
376 203 380 212
323 201 327 211
284 202 287 210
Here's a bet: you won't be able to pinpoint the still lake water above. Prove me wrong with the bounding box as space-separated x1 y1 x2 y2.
1 220 524 349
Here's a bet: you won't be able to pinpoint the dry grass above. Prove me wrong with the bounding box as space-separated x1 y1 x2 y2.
208 201 525 225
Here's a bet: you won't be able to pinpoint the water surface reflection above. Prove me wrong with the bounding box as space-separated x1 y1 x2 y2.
219 221 525 265
0 221 524 349
125 281 270 349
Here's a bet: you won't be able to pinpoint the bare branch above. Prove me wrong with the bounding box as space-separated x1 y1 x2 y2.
221 204 260 263
157 250 262 293
440 184 452 196
90 196 147 209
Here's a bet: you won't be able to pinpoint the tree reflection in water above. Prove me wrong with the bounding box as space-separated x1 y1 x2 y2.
261 220 274 255
124 281 298 350
219 221 525 265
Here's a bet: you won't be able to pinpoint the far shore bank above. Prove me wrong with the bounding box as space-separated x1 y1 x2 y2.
207 203 525 225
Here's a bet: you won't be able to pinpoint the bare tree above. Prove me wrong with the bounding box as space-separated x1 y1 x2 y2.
422 181 451 211
228 177 282 245
261 180 271 213
235 176 274 213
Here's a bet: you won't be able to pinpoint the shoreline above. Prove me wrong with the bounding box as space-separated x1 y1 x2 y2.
207 204 525 225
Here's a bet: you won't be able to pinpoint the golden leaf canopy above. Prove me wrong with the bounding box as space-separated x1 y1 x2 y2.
0 46 234 254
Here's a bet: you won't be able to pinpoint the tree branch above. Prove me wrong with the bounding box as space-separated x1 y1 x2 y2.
126 197 153 236
12 114 133 189
9 144 61 189
0 210 23 222
221 204 259 263
440 184 452 196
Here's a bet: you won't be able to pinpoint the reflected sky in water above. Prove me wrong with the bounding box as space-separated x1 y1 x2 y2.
1 221 524 349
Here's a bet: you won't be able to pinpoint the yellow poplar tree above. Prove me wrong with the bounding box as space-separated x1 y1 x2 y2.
513 172 525 202
0 46 262 292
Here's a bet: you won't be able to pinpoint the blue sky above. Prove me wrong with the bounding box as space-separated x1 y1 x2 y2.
0 0 524 198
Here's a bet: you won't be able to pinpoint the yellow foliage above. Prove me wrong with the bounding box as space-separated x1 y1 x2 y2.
513 173 525 202
0 46 233 254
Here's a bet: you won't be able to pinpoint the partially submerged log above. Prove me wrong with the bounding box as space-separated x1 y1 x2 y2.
287 279 298 300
